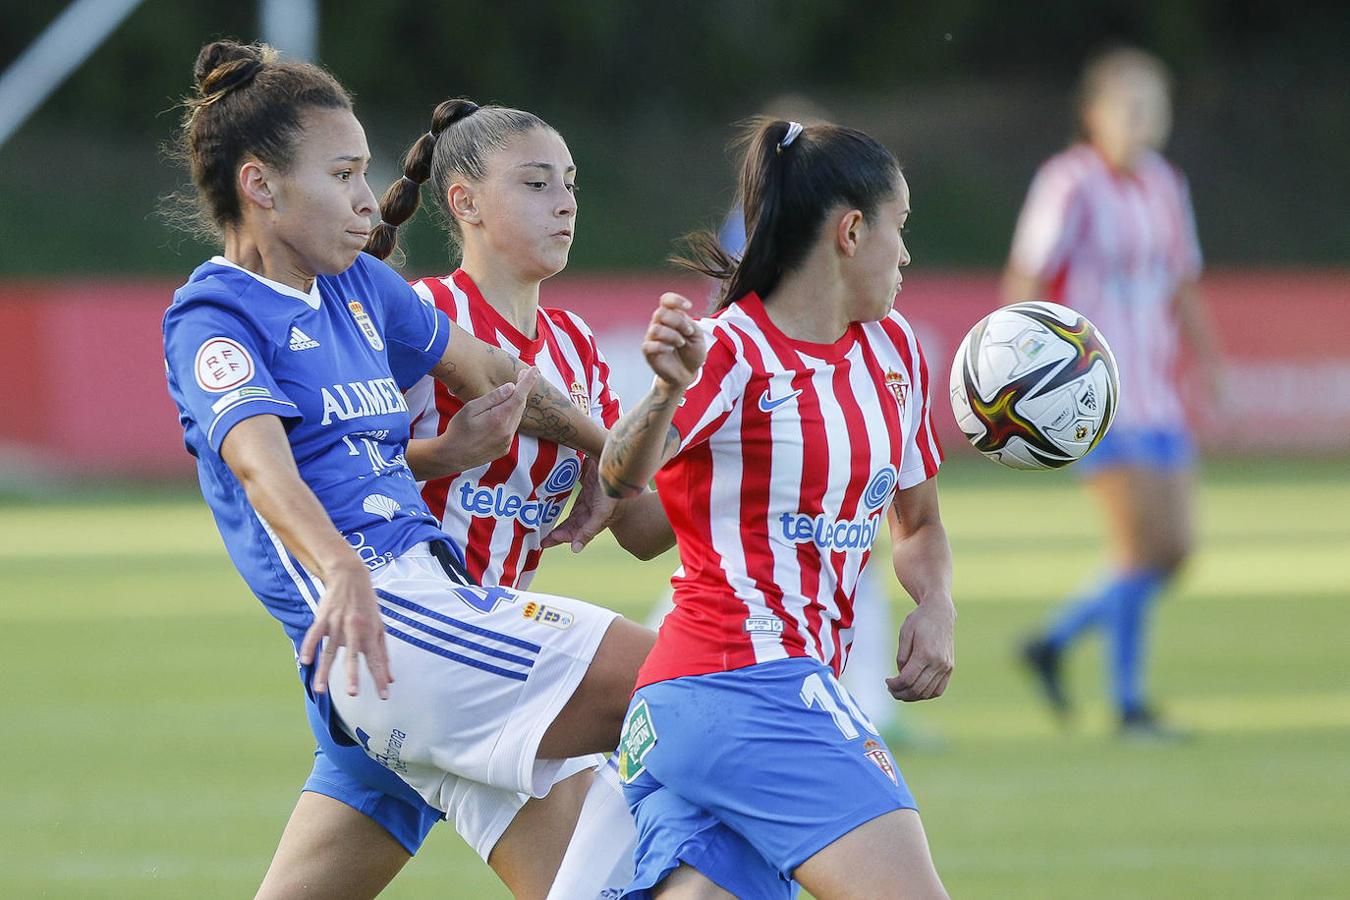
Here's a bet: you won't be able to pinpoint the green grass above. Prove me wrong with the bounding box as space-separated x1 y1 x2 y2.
1 458 1347 897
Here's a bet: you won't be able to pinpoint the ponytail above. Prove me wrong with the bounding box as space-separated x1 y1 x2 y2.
675 117 901 311
367 100 555 263
365 99 480 262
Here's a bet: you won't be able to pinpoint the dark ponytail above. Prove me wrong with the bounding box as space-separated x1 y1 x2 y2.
365 99 480 262
675 117 901 310
366 100 556 263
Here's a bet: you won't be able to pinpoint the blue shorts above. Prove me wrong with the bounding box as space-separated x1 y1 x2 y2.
618 658 916 898
300 663 443 855
1077 427 1194 475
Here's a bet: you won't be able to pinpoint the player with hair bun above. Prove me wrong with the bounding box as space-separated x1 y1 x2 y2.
162 42 655 899
600 118 953 899
1010 47 1223 739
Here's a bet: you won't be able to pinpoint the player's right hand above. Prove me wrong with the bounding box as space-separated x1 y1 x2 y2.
299 562 394 700
642 293 706 390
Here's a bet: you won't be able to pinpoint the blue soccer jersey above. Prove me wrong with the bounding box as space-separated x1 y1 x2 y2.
163 253 453 650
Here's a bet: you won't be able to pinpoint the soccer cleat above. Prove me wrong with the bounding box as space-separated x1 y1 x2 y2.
1118 707 1191 743
1020 636 1071 718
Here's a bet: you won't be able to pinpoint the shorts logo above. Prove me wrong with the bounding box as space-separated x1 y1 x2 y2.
617 699 657 784
194 337 254 392
356 726 409 774
347 300 384 351
863 739 897 785
522 600 574 630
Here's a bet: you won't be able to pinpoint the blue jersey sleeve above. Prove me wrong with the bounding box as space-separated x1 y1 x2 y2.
360 256 452 390
164 299 301 454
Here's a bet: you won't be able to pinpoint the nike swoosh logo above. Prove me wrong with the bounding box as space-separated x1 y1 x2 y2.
758 389 802 413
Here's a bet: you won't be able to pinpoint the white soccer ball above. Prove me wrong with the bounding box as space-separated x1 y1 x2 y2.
949 301 1118 470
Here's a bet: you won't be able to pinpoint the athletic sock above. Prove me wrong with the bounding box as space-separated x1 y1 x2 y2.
545 756 636 900
840 566 899 731
1108 567 1166 716
1044 573 1116 650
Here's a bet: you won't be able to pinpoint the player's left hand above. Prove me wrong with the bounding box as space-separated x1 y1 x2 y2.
439 366 540 471
887 597 956 702
542 456 620 553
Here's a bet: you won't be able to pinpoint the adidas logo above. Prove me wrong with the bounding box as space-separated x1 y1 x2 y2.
288 326 320 351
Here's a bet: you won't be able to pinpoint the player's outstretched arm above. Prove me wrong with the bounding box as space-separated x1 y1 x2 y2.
405 368 540 481
429 322 606 458
885 477 956 703
599 293 706 499
220 415 392 700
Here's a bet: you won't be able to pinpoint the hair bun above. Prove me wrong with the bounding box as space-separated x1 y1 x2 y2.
194 40 271 96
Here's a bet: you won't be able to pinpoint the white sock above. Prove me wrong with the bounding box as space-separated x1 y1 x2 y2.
840 565 899 730
545 757 637 900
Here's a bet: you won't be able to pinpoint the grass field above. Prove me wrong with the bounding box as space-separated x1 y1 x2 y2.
2 457 1348 898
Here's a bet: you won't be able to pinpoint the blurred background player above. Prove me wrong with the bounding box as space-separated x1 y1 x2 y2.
601 118 952 899
1006 47 1223 739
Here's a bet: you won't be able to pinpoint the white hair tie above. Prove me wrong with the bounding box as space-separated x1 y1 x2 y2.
777 121 804 153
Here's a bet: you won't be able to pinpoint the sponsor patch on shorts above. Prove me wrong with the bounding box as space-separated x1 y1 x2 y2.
522 600 574 630
617 699 657 784
863 738 897 785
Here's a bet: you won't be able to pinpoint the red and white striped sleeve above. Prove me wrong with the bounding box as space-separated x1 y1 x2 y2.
885 314 943 488
669 322 750 454
561 311 623 428
1009 155 1087 282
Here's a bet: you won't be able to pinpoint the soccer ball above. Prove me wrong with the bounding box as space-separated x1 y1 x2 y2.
949 301 1118 470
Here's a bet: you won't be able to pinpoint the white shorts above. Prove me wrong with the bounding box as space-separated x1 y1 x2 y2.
325 542 618 850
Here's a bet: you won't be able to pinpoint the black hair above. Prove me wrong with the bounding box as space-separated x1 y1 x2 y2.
675 117 902 310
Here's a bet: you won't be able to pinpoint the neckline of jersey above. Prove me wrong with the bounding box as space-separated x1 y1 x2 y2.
210 256 322 310
739 292 862 359
452 269 546 356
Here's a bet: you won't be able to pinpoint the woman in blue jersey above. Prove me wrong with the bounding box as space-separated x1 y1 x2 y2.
163 41 655 898
1008 48 1223 739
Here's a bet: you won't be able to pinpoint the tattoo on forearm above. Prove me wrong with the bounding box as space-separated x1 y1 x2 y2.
605 391 681 488
521 382 580 447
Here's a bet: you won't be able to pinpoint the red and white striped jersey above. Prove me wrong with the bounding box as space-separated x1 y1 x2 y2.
404 270 621 589
1009 144 1203 429
636 293 942 689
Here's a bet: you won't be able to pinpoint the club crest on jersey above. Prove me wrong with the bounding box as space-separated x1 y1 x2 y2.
347 300 384 351
522 600 574 630
617 699 657 784
569 380 589 411
863 739 898 785
885 368 910 416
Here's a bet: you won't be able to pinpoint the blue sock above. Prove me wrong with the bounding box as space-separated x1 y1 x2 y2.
1108 568 1166 716
1044 574 1116 650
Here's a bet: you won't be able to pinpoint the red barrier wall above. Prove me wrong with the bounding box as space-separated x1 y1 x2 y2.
0 270 1344 477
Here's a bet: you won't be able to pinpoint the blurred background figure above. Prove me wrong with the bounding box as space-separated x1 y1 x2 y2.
1006 47 1223 739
